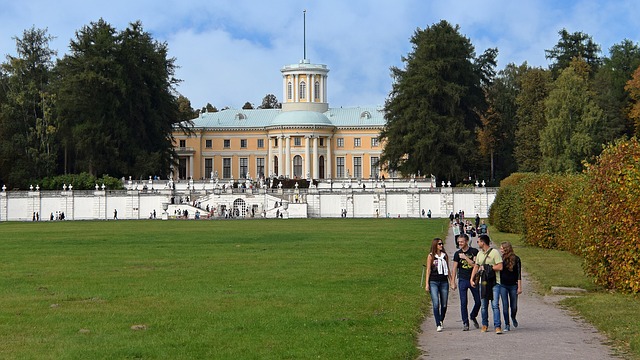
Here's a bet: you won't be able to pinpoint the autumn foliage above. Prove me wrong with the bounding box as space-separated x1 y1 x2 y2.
489 138 640 292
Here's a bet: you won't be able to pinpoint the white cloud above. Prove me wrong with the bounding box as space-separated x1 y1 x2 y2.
2 0 640 110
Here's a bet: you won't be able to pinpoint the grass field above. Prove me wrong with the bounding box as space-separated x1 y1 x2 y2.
0 218 448 359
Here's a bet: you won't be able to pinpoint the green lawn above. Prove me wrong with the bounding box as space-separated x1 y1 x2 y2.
0 218 446 359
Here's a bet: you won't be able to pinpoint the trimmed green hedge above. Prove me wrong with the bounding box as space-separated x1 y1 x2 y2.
489 138 640 293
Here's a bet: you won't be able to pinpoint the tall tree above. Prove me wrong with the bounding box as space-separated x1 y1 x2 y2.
380 20 494 182
594 39 640 140
0 27 58 188
545 29 601 78
478 62 527 181
55 19 180 178
514 67 551 172
624 65 640 136
258 93 281 109
177 95 197 121
242 101 254 110
540 59 605 173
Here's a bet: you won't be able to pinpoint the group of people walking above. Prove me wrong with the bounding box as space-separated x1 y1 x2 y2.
425 224 522 334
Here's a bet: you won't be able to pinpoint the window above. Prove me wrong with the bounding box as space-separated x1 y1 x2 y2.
371 138 379 147
294 137 301 146
319 138 324 146
179 140 186 148
370 157 379 179
319 155 325 178
239 158 248 178
240 139 247 148
337 138 344 147
223 158 231 179
205 158 213 178
287 81 293 100
257 139 264 148
353 157 362 178
354 138 361 147
337 157 345 178
256 158 265 178
205 139 212 148
314 81 320 100
178 158 187 179
274 138 278 147
299 81 306 99
293 155 303 178
224 139 231 148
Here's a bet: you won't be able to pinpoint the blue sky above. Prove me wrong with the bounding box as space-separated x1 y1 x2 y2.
1 0 640 110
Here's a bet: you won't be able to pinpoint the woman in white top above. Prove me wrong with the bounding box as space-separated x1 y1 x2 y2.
425 238 454 332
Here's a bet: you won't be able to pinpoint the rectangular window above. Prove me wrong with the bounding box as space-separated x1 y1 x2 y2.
337 138 344 147
353 157 362 178
240 158 248 178
370 157 379 178
179 140 186 148
371 138 379 147
257 139 264 148
319 138 324 146
337 157 345 178
274 138 278 147
240 139 248 148
205 158 213 178
256 158 265 178
224 139 231 148
223 158 231 179
294 137 301 146
205 139 212 148
354 138 361 147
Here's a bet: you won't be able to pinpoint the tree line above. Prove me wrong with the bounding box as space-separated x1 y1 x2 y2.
4 19 640 189
0 19 281 189
380 20 640 185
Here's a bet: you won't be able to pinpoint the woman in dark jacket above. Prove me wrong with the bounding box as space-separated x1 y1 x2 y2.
499 241 522 331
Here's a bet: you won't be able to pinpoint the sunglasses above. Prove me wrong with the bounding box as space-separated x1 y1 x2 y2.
437 243 444 246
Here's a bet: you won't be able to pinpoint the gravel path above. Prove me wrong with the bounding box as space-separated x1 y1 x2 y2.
416 227 623 360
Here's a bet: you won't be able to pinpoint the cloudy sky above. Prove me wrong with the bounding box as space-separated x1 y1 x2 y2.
2 0 639 110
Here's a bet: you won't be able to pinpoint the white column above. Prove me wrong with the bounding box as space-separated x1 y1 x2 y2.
283 76 287 102
266 137 271 176
312 136 319 179
326 137 332 179
278 136 284 176
305 136 310 179
285 136 291 178
294 75 298 102
306 73 311 101
189 155 194 180
311 74 315 102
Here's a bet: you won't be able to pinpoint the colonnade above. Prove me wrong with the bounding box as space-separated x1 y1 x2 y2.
268 135 331 179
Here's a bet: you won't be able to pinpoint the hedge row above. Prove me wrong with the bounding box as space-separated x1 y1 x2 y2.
489 138 640 293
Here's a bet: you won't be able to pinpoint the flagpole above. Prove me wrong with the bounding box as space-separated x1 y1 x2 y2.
303 9 307 60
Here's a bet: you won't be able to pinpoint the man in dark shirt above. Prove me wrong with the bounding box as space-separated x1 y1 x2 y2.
451 234 480 331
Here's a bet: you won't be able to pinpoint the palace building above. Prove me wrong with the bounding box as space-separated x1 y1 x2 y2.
171 57 388 182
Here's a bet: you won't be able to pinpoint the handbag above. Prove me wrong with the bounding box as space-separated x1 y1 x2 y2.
473 248 493 284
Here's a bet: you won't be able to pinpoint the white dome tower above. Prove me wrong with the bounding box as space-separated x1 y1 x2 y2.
280 10 329 113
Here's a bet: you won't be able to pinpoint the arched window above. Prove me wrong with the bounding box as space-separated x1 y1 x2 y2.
319 155 325 179
299 81 306 100
293 155 303 178
314 81 320 100
287 81 293 100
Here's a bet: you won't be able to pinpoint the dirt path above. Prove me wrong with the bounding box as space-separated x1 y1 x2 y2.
416 227 622 360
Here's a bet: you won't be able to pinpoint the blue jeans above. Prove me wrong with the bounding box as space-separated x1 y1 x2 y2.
480 283 502 328
429 280 449 327
500 284 518 325
458 278 480 325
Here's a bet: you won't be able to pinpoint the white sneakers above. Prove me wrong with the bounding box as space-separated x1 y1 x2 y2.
436 325 443 332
